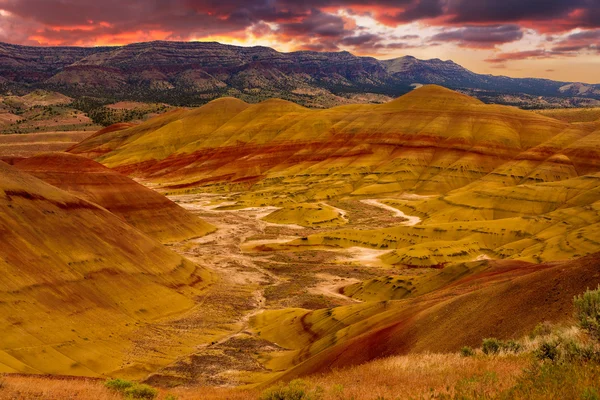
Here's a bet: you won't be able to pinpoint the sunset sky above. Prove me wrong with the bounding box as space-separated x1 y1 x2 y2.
0 0 598 83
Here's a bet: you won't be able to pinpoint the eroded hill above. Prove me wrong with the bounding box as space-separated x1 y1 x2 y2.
0 161 215 377
69 85 600 265
15 152 215 243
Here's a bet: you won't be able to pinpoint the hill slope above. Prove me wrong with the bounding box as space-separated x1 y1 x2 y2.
70 85 600 267
253 253 600 382
15 152 214 243
0 161 213 377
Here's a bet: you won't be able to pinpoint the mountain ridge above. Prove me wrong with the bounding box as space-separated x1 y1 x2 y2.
1 40 599 109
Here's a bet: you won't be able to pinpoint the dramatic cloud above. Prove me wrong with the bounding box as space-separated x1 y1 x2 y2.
276 9 348 38
432 25 524 48
551 29 600 53
485 50 559 63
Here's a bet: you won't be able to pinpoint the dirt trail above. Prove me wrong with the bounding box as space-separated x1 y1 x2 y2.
360 199 421 226
308 273 362 302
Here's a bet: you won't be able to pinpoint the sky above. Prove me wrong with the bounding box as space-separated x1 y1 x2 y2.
0 0 598 83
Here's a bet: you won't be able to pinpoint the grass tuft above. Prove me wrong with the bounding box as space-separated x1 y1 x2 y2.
482 338 503 355
260 379 323 400
123 384 158 399
104 378 134 392
460 346 475 357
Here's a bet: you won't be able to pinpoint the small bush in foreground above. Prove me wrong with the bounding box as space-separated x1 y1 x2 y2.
482 338 502 355
460 346 475 357
260 379 323 400
104 378 157 399
500 359 600 399
535 340 561 362
575 286 600 340
105 378 134 391
123 384 158 399
563 340 598 363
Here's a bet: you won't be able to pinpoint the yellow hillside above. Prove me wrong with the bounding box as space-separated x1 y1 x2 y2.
5 85 600 388
262 203 347 228
0 161 213 378
68 85 600 267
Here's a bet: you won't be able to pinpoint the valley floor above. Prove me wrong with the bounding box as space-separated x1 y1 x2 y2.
138 192 417 386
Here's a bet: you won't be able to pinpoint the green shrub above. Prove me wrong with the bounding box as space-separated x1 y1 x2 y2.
535 340 561 362
500 360 600 399
502 340 523 354
104 378 134 392
574 286 600 340
563 340 598 363
482 338 502 355
123 384 158 399
582 387 600 400
460 346 475 357
165 395 178 400
260 379 323 400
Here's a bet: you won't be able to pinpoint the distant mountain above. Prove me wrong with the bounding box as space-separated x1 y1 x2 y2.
1 40 599 109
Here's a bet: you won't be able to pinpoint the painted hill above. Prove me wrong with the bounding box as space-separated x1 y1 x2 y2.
15 152 215 243
0 161 213 377
255 252 600 383
0 40 598 108
3 84 600 389
69 85 600 268
71 85 596 191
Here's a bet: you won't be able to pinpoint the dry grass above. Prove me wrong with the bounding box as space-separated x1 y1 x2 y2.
0 375 122 400
1 324 598 400
288 353 528 400
0 353 527 400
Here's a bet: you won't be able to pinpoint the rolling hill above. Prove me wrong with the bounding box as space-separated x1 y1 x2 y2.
15 152 214 243
68 86 600 269
253 253 600 382
4 84 600 388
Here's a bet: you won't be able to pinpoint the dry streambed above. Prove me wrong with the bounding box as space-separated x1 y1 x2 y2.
146 193 417 386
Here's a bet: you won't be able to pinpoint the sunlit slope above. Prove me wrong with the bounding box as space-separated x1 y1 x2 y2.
262 203 347 228
0 161 212 377
68 109 190 159
97 97 250 167
15 152 214 243
265 174 600 266
536 107 600 123
252 253 600 381
69 85 590 199
68 86 600 264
